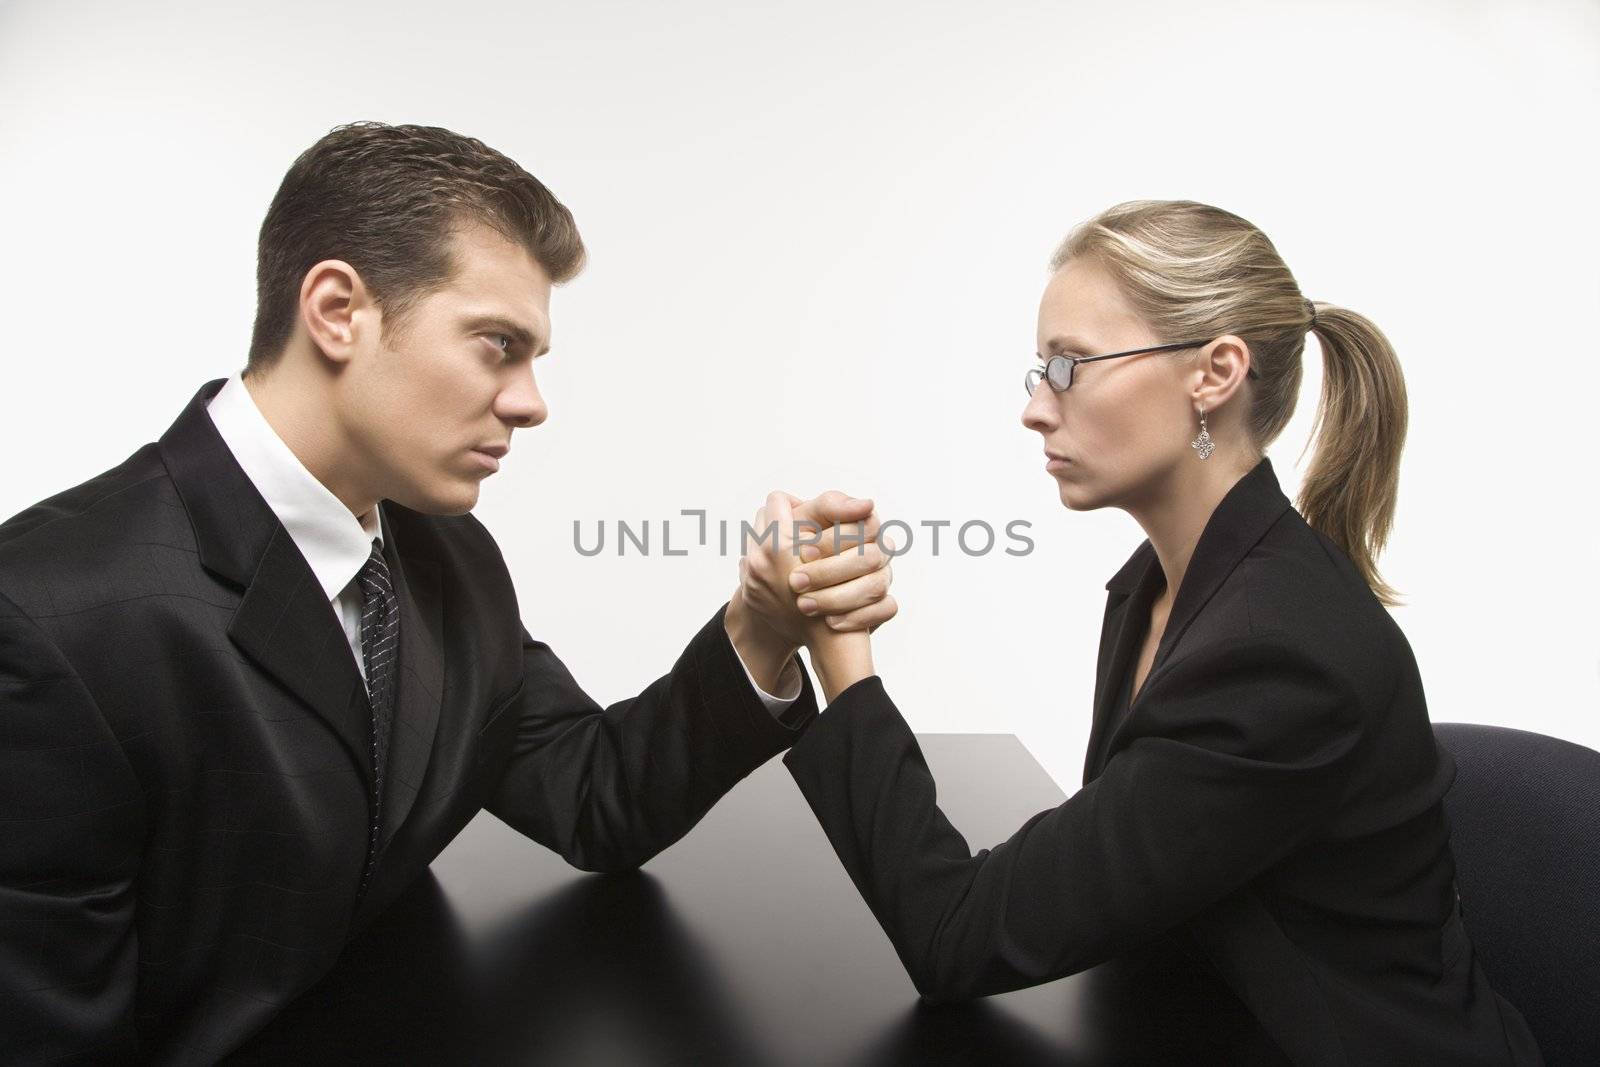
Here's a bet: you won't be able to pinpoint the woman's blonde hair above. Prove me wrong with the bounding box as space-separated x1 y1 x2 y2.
1052 200 1408 607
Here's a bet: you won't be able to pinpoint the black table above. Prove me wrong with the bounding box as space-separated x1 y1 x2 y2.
228 735 1288 1065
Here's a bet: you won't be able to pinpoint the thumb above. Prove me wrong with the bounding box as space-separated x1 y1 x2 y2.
768 490 797 557
795 489 874 527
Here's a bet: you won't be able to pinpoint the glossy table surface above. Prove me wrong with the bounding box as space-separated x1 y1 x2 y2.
228 734 1287 1065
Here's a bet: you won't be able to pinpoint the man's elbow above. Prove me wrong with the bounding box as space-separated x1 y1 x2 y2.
912 976 979 1005
564 854 646 875
906 955 981 1005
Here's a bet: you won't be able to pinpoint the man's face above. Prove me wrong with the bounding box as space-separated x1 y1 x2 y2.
336 219 553 515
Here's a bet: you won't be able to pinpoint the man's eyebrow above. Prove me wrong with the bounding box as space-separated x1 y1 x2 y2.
465 315 549 356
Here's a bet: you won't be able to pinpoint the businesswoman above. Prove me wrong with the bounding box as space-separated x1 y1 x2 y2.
739 201 1542 1065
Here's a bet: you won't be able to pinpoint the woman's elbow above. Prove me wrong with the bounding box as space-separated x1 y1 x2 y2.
560 835 658 874
906 933 1073 1004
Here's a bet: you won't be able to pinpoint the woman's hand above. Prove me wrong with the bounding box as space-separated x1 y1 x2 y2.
736 490 895 702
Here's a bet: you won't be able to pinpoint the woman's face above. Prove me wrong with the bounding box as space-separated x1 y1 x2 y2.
1023 257 1198 512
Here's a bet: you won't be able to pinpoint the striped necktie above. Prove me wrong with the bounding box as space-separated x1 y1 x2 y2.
356 538 400 824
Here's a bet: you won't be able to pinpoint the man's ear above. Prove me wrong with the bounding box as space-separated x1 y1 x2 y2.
298 259 367 365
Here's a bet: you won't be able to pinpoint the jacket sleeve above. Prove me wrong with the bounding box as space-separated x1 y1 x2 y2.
0 590 146 1062
484 602 819 873
782 631 1365 1002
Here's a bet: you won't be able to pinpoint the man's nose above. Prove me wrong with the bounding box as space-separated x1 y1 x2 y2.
499 366 548 429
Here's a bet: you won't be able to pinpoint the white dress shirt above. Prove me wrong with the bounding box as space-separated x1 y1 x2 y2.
204 373 801 712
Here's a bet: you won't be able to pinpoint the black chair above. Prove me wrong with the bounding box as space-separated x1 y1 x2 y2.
1433 723 1600 1066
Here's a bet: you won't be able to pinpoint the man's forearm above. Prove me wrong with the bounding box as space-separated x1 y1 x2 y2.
487 608 817 872
724 588 800 693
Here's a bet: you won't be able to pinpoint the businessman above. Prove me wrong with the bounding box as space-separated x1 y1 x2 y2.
0 122 895 1063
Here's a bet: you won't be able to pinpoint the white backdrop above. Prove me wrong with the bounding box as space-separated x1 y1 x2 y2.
2 0 1596 792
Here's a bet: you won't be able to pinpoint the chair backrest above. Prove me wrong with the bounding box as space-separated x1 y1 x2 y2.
1433 722 1600 1066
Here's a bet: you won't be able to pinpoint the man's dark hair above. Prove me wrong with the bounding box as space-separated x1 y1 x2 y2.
245 121 586 374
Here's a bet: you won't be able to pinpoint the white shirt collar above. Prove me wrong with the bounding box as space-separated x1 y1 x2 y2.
205 372 382 602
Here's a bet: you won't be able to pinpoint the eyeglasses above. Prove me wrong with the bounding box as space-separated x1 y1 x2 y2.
1025 338 1259 395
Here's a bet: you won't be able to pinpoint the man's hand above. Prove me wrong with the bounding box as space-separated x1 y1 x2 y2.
726 489 897 701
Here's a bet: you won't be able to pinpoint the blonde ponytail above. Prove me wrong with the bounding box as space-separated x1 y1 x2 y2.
1298 303 1408 606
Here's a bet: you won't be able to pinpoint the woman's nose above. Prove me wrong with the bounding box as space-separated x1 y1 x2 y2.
1021 382 1059 433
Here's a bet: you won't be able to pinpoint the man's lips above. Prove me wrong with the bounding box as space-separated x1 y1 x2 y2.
471 444 508 472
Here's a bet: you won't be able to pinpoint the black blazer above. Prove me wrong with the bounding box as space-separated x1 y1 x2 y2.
784 455 1542 1065
0 378 818 1064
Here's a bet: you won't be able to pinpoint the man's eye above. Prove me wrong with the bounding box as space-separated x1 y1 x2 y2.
489 334 514 355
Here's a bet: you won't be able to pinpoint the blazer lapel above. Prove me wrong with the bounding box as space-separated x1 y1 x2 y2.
1149 455 1291 673
1083 541 1161 785
375 504 445 851
1084 456 1293 782
158 378 373 788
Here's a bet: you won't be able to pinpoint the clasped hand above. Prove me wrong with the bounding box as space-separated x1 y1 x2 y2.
729 490 894 703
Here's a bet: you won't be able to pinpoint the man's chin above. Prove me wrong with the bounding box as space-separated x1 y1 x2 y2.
390 482 481 517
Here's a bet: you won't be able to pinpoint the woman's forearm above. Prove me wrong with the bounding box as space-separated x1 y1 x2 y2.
805 628 875 704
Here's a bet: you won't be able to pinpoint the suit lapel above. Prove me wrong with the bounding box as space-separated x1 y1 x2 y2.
376 504 445 851
229 525 371 767
158 378 371 790
1084 456 1293 782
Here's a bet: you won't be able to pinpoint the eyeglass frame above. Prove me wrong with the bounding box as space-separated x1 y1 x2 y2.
1025 338 1260 395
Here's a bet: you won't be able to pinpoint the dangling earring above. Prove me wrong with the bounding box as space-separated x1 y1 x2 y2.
1191 407 1215 460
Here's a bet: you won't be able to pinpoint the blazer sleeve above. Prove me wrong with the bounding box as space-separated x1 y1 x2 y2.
484 602 819 873
782 631 1365 1002
0 590 146 1062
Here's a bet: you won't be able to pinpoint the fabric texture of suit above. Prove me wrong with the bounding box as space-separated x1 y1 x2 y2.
783 455 1542 1065
0 377 818 1064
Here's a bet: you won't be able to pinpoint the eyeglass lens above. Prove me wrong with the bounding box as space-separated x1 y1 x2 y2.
1024 357 1073 396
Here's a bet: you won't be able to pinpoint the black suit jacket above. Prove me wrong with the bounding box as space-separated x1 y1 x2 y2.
0 378 818 1064
783 456 1542 1065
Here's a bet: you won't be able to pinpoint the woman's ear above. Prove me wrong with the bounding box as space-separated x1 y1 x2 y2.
1193 334 1254 407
